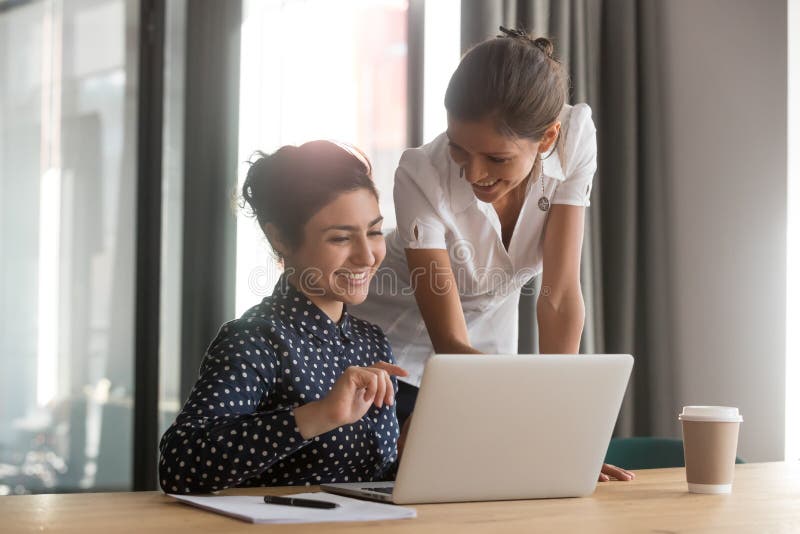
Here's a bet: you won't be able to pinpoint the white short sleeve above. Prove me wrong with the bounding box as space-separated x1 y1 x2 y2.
552 103 597 207
393 149 448 250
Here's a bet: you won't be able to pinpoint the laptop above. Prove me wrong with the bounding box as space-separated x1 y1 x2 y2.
321 353 633 504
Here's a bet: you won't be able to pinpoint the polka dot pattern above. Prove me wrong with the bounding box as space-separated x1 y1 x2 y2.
158 276 399 494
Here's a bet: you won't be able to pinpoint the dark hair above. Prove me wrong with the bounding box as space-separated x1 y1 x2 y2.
444 27 568 141
241 140 377 258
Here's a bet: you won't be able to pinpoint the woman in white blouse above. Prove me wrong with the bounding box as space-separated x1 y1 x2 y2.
353 27 633 482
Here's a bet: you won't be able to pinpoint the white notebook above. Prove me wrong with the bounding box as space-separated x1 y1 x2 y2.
169 492 417 524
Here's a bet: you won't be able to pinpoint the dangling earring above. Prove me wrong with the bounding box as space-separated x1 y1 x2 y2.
537 155 550 212
459 166 465 179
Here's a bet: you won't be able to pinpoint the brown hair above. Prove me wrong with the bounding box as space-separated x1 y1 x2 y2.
444 27 568 141
241 140 377 258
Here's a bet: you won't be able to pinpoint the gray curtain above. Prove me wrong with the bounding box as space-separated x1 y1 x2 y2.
461 0 677 437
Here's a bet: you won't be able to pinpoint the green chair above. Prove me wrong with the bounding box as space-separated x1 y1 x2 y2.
604 437 745 470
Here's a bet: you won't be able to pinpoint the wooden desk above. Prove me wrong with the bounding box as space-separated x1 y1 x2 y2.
3 463 800 533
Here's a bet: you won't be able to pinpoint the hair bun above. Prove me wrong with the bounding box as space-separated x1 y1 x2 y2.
532 37 554 58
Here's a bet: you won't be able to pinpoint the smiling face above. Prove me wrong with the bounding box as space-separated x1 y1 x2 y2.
281 188 385 319
446 114 560 204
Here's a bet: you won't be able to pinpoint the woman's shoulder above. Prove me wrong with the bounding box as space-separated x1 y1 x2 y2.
204 301 286 354
237 298 285 329
559 103 597 175
564 102 593 118
560 103 595 139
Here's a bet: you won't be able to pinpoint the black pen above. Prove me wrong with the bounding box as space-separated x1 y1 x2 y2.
263 495 339 509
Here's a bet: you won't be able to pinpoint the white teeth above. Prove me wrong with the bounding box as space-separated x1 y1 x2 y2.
343 272 367 280
475 179 499 187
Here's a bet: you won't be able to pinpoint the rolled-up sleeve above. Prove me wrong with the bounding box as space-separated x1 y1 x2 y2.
552 103 597 207
393 150 448 250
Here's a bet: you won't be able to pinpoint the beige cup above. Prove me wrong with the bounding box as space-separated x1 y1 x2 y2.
679 406 743 494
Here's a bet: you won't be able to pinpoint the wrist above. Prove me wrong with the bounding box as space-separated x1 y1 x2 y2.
294 399 338 440
294 401 328 439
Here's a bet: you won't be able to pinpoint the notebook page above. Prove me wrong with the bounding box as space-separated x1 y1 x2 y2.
170 492 416 524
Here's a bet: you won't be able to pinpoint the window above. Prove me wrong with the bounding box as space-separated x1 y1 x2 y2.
423 0 460 143
234 0 460 316
235 0 408 314
0 0 139 493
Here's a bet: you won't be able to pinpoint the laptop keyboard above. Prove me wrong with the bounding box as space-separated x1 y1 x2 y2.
364 487 394 495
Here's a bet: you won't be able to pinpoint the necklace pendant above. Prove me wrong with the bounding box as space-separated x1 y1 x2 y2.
538 196 550 212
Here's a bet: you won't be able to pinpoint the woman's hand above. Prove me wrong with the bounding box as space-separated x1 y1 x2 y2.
599 463 635 482
294 361 408 439
324 362 408 425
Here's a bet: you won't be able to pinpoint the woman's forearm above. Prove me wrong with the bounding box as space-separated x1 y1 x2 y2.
432 337 483 355
536 291 585 354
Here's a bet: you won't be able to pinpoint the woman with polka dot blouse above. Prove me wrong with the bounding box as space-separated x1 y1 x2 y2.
158 141 408 493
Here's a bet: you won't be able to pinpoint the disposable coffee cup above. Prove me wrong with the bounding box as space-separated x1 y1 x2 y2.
679 406 743 494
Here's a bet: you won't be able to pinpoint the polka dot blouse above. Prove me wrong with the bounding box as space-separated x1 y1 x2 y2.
158 275 400 494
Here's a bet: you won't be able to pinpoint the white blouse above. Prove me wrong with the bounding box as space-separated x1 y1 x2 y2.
352 103 597 386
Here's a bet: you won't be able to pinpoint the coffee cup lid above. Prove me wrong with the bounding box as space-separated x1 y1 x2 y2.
679 406 743 422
